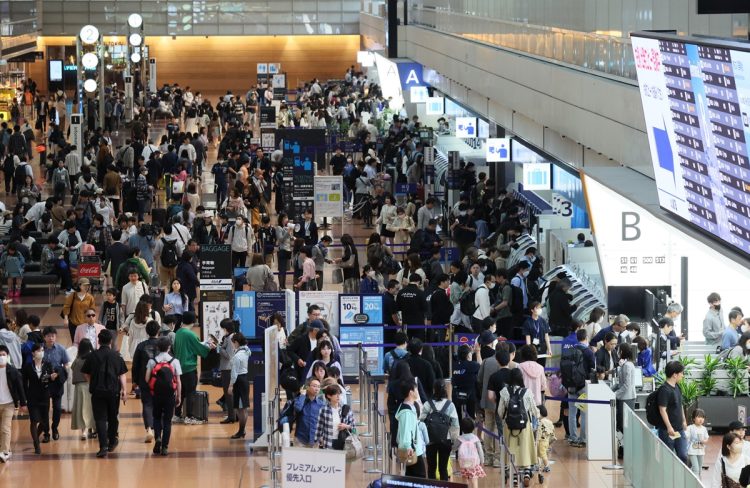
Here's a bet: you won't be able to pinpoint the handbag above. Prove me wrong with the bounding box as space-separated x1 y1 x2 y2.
723 458 743 488
332 268 344 284
396 404 419 466
263 266 279 291
172 180 185 194
345 432 364 460
340 246 355 268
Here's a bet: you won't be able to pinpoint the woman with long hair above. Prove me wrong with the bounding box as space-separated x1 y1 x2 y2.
397 253 425 288
70 338 96 440
163 279 188 329
275 213 293 289
229 333 251 439
123 301 151 359
339 234 360 293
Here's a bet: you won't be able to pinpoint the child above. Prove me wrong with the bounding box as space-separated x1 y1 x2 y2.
359 264 379 294
100 288 122 334
0 243 25 298
456 417 485 487
686 408 709 477
537 405 557 483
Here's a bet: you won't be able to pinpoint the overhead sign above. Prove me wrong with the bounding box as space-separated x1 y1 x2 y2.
486 138 511 162
425 97 444 115
455 117 477 138
396 61 425 89
410 86 429 104
281 447 345 487
522 163 552 191
257 63 268 74
268 63 281 74
314 176 344 218
357 50 375 67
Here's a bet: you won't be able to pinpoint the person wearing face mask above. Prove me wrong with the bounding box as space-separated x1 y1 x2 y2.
711 432 750 488
522 301 552 366
359 265 379 294
703 292 725 348
450 203 476 260
0 344 26 462
471 274 495 333
23 343 53 455
509 261 531 333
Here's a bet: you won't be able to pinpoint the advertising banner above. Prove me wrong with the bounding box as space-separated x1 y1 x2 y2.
314 176 344 218
278 129 327 222
200 289 232 341
298 290 340 336
272 73 286 89
199 244 232 290
260 106 277 129
148 58 157 93
338 294 384 376
70 114 83 164
233 291 257 338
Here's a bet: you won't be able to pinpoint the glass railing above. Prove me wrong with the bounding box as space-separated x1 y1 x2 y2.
623 406 703 488
1 17 40 37
361 0 387 18
408 1 637 81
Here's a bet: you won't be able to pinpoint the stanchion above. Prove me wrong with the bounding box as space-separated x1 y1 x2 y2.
380 420 389 474
365 408 383 474
360 352 372 438
448 323 454 381
499 438 507 487
260 393 276 488
602 398 624 470
355 343 366 426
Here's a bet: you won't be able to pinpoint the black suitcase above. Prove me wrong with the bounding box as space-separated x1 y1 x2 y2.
188 390 209 421
151 208 167 228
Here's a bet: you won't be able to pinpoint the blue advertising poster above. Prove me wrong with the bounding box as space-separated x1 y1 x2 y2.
255 292 287 333
233 291 256 338
362 295 383 324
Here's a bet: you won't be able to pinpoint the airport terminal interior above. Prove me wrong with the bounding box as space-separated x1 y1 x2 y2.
1 1 750 487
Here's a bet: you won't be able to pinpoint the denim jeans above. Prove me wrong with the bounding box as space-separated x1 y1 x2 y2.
658 428 688 465
568 387 586 442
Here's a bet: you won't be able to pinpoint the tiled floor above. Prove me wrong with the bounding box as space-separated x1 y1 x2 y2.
0 116 715 487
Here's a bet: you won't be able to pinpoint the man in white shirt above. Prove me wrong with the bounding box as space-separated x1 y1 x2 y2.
0 345 26 463
472 274 495 331
24 199 51 222
225 216 254 268
141 139 160 161
121 270 149 317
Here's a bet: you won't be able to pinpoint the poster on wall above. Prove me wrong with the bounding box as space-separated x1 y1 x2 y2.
314 176 344 218
233 291 257 338
200 290 232 341
426 97 444 115
338 294 384 376
298 291 340 336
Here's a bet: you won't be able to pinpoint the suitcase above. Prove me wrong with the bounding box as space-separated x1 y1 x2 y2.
151 207 167 228
188 390 209 421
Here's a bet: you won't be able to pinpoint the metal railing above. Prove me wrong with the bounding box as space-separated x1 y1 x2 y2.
408 1 637 81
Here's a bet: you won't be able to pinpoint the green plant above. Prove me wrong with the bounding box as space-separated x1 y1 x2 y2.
654 371 665 389
679 380 700 408
679 356 697 378
724 356 750 398
698 355 722 396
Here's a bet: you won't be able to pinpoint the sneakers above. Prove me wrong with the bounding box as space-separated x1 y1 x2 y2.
172 415 184 424
96 449 108 458
184 417 206 425
220 417 235 424
145 428 154 443
160 447 169 456
0 452 8 463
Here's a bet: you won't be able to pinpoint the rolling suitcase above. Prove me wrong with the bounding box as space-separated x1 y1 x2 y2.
188 390 209 422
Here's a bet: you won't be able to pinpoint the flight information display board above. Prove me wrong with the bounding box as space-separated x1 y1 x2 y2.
632 33 750 256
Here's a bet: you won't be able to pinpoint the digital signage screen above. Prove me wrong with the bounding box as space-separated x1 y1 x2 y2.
697 0 750 14
632 32 750 256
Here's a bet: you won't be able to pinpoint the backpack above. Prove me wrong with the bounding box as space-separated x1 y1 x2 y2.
149 358 178 397
14 163 27 187
645 387 664 427
424 400 453 446
160 238 179 268
504 387 529 434
509 282 524 315
388 350 409 375
560 344 588 390
457 437 481 469
459 284 480 316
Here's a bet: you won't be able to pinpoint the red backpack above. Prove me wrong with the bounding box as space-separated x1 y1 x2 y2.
148 359 177 396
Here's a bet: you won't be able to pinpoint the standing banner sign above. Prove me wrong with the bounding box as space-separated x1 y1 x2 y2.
278 129 327 222
199 244 232 290
281 447 345 487
261 129 276 152
314 176 344 218
338 294 384 376
70 114 83 164
260 106 277 129
148 58 157 93
255 292 287 332
199 290 232 341
298 291 340 337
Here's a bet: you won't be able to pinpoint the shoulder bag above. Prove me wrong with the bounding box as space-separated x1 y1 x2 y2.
396 404 419 466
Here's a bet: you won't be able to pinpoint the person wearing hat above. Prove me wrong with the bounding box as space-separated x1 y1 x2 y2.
478 329 498 363
62 278 96 342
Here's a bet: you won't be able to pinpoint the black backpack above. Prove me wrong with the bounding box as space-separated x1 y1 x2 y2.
424 400 453 446
14 163 27 188
504 386 529 434
560 344 588 389
160 238 179 268
646 388 664 427
459 283 480 316
509 283 524 315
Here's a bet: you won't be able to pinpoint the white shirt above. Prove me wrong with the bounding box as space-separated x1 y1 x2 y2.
0 367 12 405
26 202 48 222
711 454 750 488
177 143 197 162
473 285 492 320
121 280 148 316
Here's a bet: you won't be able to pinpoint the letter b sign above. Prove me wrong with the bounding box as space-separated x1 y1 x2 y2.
622 212 641 241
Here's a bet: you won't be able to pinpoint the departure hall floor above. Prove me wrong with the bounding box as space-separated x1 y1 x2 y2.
0 110 718 488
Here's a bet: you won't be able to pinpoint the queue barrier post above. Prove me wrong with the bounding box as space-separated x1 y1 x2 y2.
355 343 366 426
364 377 379 463
365 403 383 474
360 351 373 438
602 398 624 470
499 435 507 487
448 323 454 382
508 453 518 487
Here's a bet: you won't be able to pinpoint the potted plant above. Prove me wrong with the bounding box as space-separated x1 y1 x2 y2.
679 380 700 419
724 356 749 398
698 355 720 396
696 354 750 429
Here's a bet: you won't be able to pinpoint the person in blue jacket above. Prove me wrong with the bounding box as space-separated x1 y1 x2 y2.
293 377 325 448
634 336 656 377
360 264 379 294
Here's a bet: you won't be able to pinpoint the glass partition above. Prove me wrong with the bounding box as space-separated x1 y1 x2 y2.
623 406 703 488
